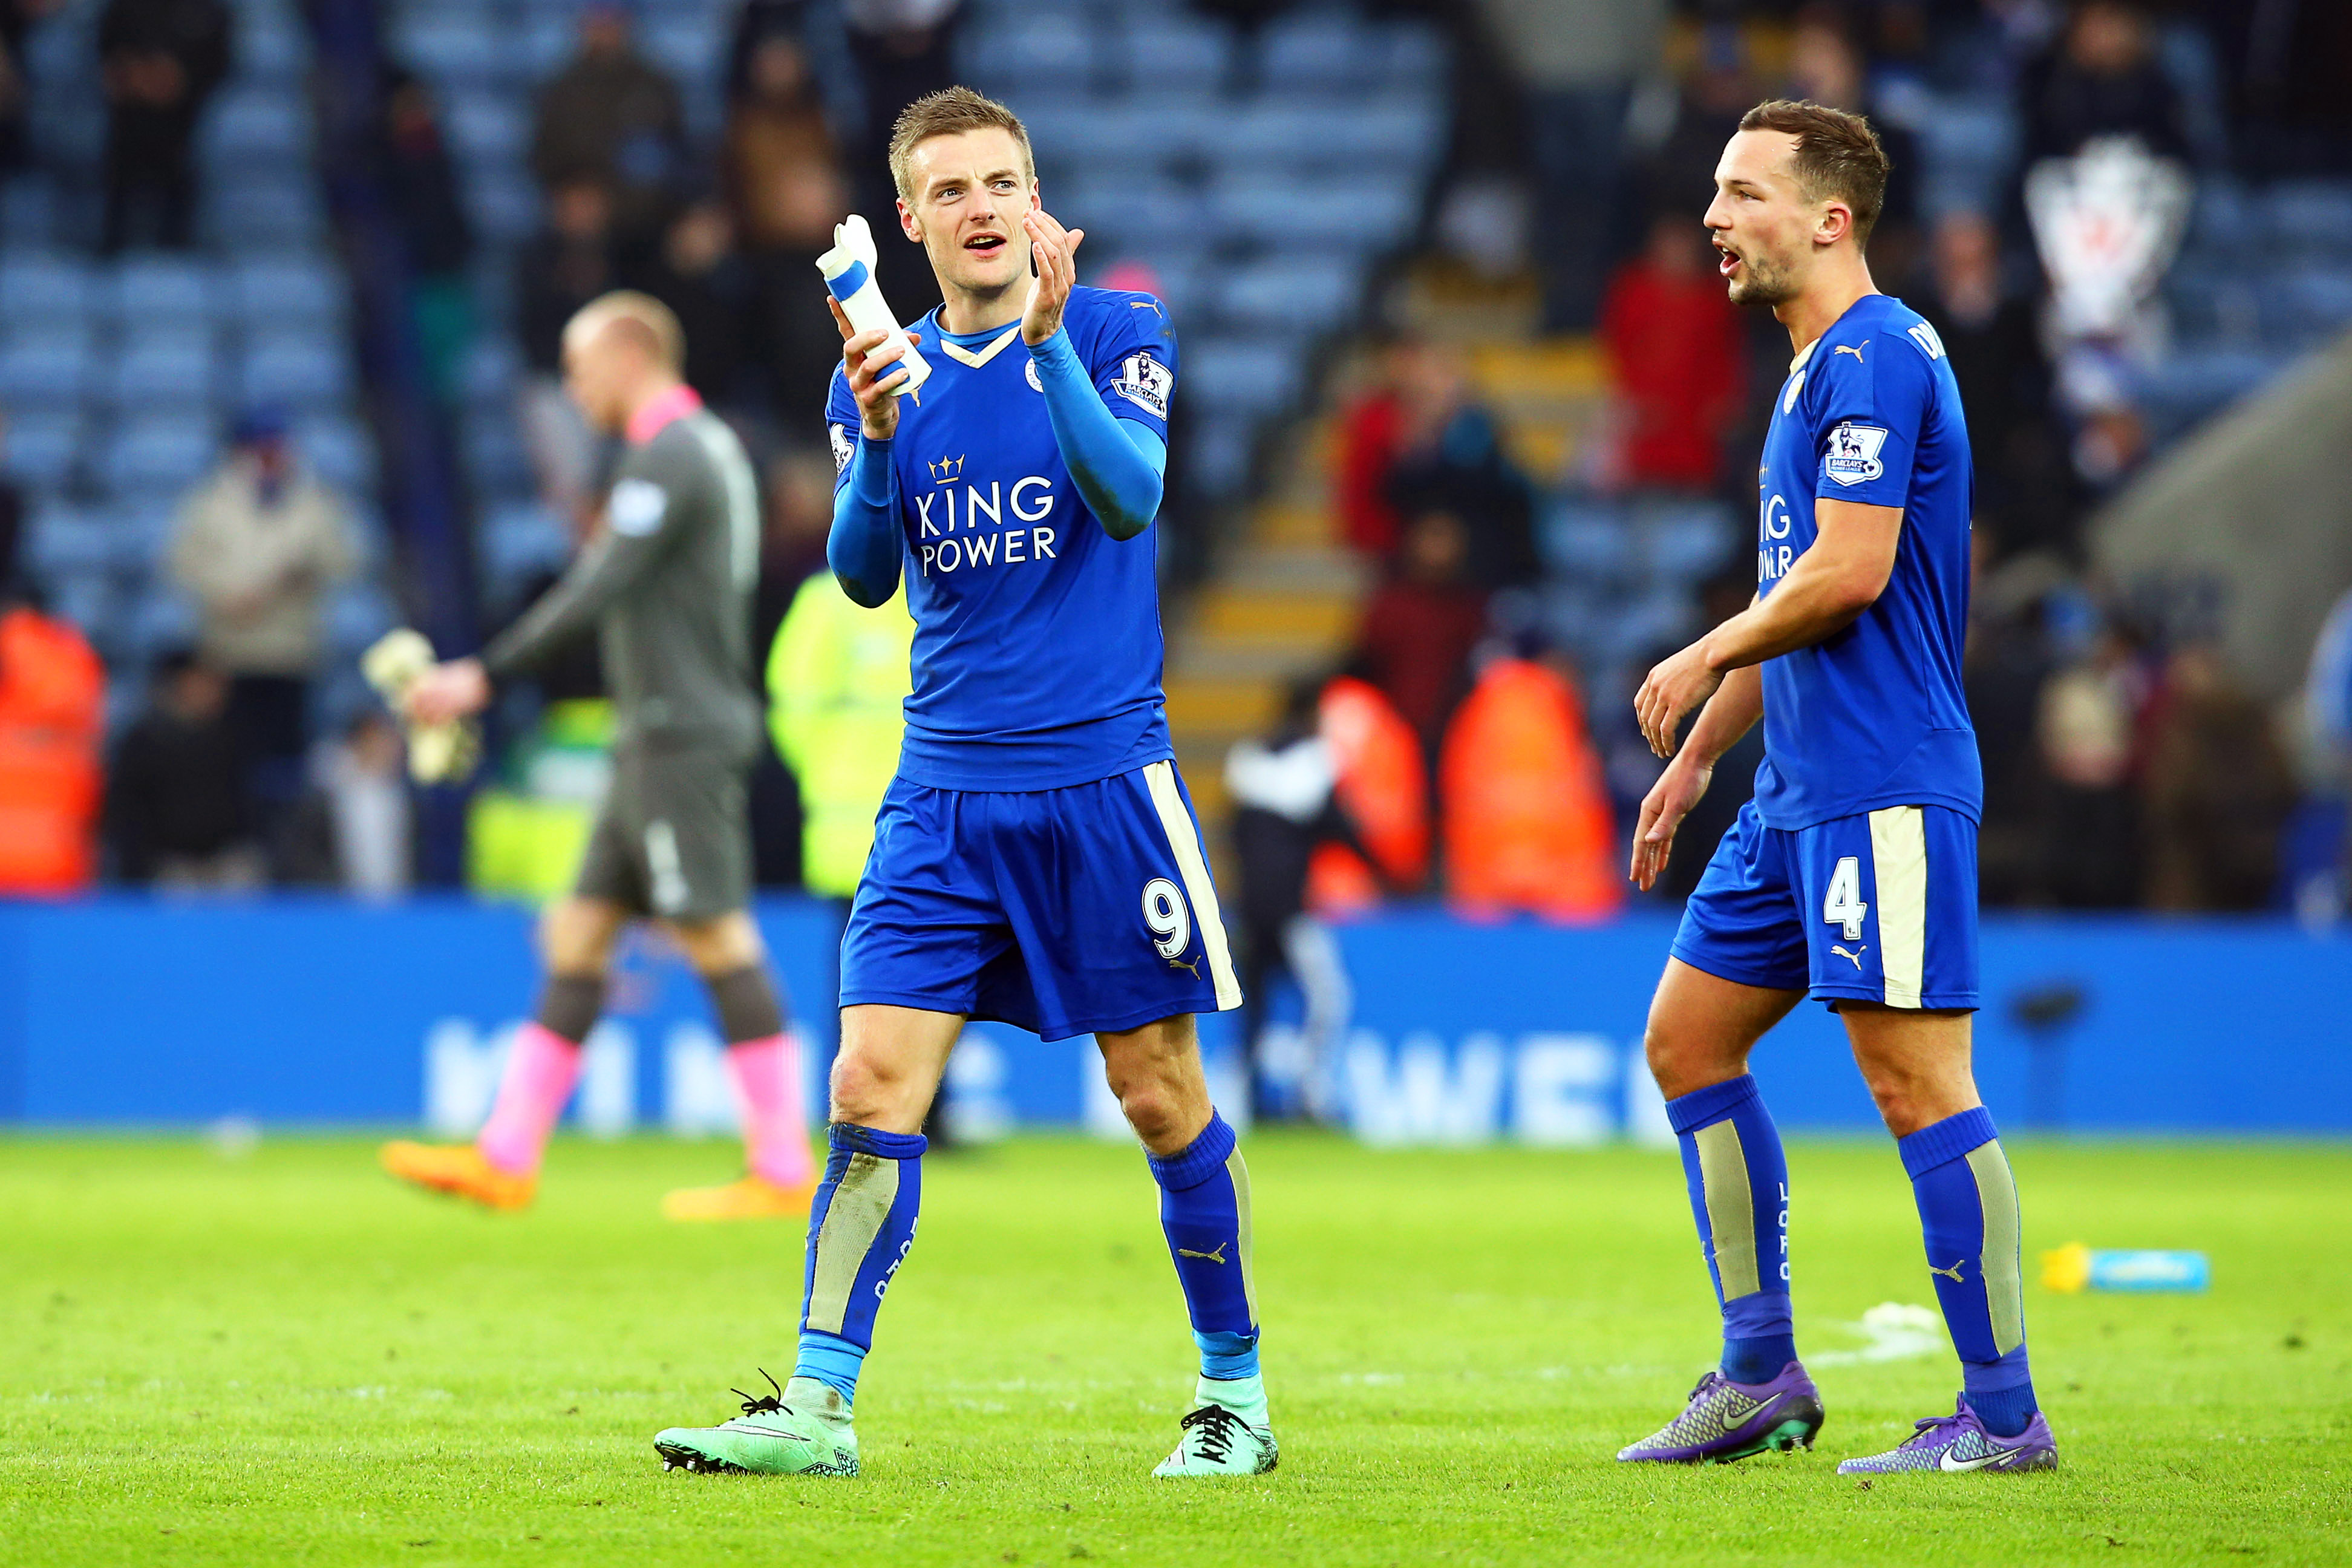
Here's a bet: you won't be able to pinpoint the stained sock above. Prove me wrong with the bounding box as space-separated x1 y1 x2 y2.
1148 1112 1260 1383
793 1123 926 1410
725 1034 814 1189
475 1022 583 1177
1665 1074 1796 1385
1899 1107 2037 1438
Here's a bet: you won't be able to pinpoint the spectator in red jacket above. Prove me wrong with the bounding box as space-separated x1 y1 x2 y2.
1351 509 1491 752
1599 212 1748 492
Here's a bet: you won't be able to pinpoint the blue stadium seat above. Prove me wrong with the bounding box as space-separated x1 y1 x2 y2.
205 178 327 249
0 332 93 406
239 335 355 406
199 87 312 168
444 92 528 166
1639 503 1736 586
517 15 578 82
105 258 218 325
325 581 398 657
104 332 220 411
225 254 348 330
1370 21 1447 94
45 570 120 651
1182 337 1301 417
0 252 90 327
235 7 313 83
102 415 218 498
1186 413 1255 500
26 503 116 578
1209 176 1419 249
2264 181 2352 255
465 419 535 497
4 411 80 490
1114 17 1230 95
641 15 723 90
480 500 573 603
1259 13 1371 91
961 16 1097 96
2275 268 2352 339
459 335 522 410
295 413 376 493
126 585 201 661
1057 172 1200 250
394 8 505 87
1212 255 1364 333
1541 501 1633 585
466 171 543 245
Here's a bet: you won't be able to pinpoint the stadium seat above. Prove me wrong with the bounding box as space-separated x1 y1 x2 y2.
640 15 723 91
198 87 312 169
1210 176 1420 250
1258 13 1372 92
466 172 543 246
101 415 218 497
1212 255 1365 333
2264 181 2352 256
0 252 90 327
4 411 80 491
25 503 116 578
479 499 574 606
394 8 505 87
443 92 528 166
459 335 523 410
105 258 218 325
125 584 201 661
960 16 1097 96
1112 17 1230 96
205 178 328 249
225 255 348 331
296 413 377 494
464 419 535 497
239 335 355 407
44 570 120 651
1639 503 1736 586
0 332 92 407
1542 501 1634 585
1183 338 1301 417
325 581 399 657
235 7 312 83
103 332 220 411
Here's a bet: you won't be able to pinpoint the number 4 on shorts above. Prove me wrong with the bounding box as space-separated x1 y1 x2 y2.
1823 855 1867 942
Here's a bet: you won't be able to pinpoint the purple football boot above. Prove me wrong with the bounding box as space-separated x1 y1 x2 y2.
1616 1362 1825 1464
1836 1394 2057 1475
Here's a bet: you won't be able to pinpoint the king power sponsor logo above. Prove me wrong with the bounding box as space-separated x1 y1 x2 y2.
1334 1031 1676 1148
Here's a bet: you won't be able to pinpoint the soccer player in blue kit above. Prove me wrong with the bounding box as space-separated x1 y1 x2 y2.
651 88 1272 1480
1615 102 2057 1474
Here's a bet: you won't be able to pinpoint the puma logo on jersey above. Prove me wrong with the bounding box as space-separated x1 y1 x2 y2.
1177 1243 1228 1264
1831 944 1869 969
1929 1258 1967 1283
1834 341 1868 361
1168 955 1201 978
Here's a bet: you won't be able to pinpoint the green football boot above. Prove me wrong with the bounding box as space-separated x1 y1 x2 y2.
653 1372 858 1477
1151 1377 1278 1477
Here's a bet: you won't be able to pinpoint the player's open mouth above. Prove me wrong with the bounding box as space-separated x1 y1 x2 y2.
1716 243 1742 276
965 233 1007 254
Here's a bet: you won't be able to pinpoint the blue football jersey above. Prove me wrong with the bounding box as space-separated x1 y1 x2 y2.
1751 293 1982 828
826 286 1179 791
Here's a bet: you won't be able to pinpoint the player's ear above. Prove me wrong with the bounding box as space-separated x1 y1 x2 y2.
896 194 921 244
1817 200 1854 249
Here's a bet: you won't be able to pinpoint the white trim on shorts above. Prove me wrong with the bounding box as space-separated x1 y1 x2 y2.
1140 760 1244 1011
1867 806 1928 1008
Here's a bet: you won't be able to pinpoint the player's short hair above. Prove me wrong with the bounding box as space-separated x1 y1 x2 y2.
1738 99 1890 251
564 290 685 373
888 86 1034 202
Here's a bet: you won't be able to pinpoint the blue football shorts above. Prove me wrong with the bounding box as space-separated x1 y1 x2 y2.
841 760 1244 1041
1672 799 1979 1011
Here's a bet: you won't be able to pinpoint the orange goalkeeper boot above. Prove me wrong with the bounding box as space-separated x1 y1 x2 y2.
379 1141 537 1211
659 1174 815 1223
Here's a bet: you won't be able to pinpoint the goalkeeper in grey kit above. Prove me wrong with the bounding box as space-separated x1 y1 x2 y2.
382 290 818 1221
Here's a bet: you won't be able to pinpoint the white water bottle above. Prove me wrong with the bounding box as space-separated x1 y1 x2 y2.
817 214 931 399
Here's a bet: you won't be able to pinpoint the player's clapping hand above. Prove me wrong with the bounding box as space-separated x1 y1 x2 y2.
828 297 920 442
1635 641 1725 759
405 656 490 726
1020 209 1085 346
1629 754 1714 892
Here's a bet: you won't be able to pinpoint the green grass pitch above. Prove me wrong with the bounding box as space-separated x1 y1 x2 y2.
3 1132 2346 1565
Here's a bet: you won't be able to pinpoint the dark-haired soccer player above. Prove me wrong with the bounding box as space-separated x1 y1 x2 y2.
650 88 1269 1480
1616 101 2056 1474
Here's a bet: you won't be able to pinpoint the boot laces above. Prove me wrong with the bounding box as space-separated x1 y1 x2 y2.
1180 1404 1246 1465
731 1368 789 1418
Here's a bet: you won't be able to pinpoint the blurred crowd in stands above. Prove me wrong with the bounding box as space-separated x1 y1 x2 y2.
0 0 2344 933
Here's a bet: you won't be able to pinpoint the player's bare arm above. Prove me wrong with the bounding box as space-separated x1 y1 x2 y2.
1635 498 1901 756
828 298 919 442
1629 663 1763 892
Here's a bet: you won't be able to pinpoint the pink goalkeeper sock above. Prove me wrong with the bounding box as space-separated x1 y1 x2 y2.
728 1033 814 1189
476 1023 583 1176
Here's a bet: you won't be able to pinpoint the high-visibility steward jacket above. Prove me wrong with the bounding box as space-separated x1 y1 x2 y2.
1440 657 1621 921
767 574 913 899
1306 674 1428 915
0 606 104 893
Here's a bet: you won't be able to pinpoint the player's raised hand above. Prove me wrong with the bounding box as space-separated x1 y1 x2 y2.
1635 640 1725 759
405 656 490 727
1020 208 1085 346
1629 754 1713 892
829 296 920 442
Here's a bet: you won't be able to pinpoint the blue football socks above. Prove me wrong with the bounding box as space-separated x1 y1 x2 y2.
1147 1112 1260 1384
1666 1074 1797 1385
792 1123 927 1410
1900 1107 2037 1437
